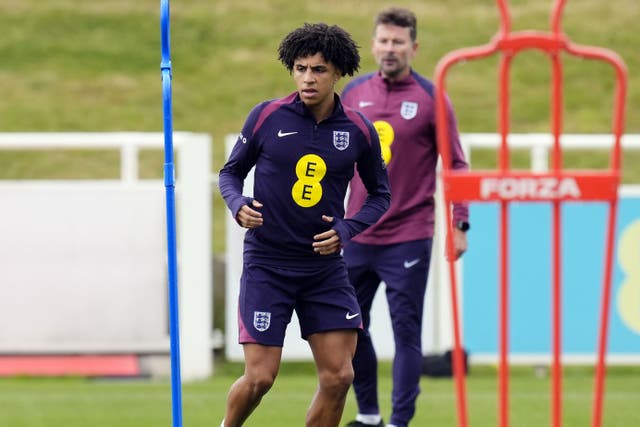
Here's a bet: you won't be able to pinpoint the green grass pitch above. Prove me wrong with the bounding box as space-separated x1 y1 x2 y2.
1 363 639 426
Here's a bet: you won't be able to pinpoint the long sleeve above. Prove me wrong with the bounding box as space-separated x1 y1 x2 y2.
218 105 263 219
333 118 391 244
443 96 470 224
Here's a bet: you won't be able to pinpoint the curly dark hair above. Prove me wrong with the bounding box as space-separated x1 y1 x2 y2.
278 23 360 77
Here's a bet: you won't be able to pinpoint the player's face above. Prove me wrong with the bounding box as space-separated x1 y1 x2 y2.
293 53 341 111
372 23 417 81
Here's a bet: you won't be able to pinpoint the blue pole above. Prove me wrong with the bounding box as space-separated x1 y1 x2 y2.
160 1 183 426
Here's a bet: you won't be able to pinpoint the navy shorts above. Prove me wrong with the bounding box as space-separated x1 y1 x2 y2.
238 261 363 346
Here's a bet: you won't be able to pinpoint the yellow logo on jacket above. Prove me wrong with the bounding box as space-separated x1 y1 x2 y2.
292 154 326 207
373 120 394 165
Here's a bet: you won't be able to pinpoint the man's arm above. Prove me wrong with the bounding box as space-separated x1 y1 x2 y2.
444 95 470 260
332 123 391 244
218 106 263 221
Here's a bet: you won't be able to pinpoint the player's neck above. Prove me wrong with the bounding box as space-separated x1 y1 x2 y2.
307 97 335 123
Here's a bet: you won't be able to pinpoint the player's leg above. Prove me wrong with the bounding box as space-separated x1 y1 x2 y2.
295 261 365 426
223 343 282 426
343 242 384 422
222 263 294 426
379 239 433 427
306 329 358 427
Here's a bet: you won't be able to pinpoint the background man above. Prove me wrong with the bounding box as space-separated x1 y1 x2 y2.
341 8 469 427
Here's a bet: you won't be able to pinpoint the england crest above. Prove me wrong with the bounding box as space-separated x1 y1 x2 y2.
254 311 271 332
333 131 350 151
400 101 418 120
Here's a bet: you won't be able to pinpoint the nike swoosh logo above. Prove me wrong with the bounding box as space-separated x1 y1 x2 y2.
346 312 360 320
277 130 298 137
358 101 374 108
403 258 421 269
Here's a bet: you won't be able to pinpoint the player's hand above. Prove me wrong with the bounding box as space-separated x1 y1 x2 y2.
312 215 341 255
236 200 263 229
446 228 468 261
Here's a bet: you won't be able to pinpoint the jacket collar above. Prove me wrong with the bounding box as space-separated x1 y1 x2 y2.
289 91 344 121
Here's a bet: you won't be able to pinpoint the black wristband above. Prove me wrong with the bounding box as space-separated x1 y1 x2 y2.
455 221 470 232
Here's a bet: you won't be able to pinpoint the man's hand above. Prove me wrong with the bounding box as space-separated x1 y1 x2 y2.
236 200 264 229
312 215 341 255
446 228 468 261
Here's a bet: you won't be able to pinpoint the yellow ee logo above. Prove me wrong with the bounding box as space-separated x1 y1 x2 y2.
292 154 326 208
617 220 640 334
373 120 394 165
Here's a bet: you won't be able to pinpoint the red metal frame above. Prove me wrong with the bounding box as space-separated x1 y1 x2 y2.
433 1 627 427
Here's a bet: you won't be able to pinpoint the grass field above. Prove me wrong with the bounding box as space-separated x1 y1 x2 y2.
2 364 639 426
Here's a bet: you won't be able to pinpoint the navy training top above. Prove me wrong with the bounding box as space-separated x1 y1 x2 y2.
219 92 391 267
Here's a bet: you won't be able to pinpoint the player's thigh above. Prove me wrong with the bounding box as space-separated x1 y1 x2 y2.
308 329 357 375
242 343 283 381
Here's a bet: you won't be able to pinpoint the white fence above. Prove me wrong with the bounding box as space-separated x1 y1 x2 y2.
224 133 640 363
3 132 636 371
0 132 213 381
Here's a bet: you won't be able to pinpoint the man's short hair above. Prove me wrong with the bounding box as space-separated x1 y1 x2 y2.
375 7 418 41
278 23 360 77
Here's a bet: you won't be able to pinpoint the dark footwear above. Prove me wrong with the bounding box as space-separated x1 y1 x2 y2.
344 420 384 427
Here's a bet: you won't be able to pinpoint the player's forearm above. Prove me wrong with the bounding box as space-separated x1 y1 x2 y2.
335 190 390 242
218 172 251 218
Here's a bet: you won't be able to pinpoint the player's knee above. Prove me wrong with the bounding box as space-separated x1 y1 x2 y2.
319 364 354 395
246 372 276 397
